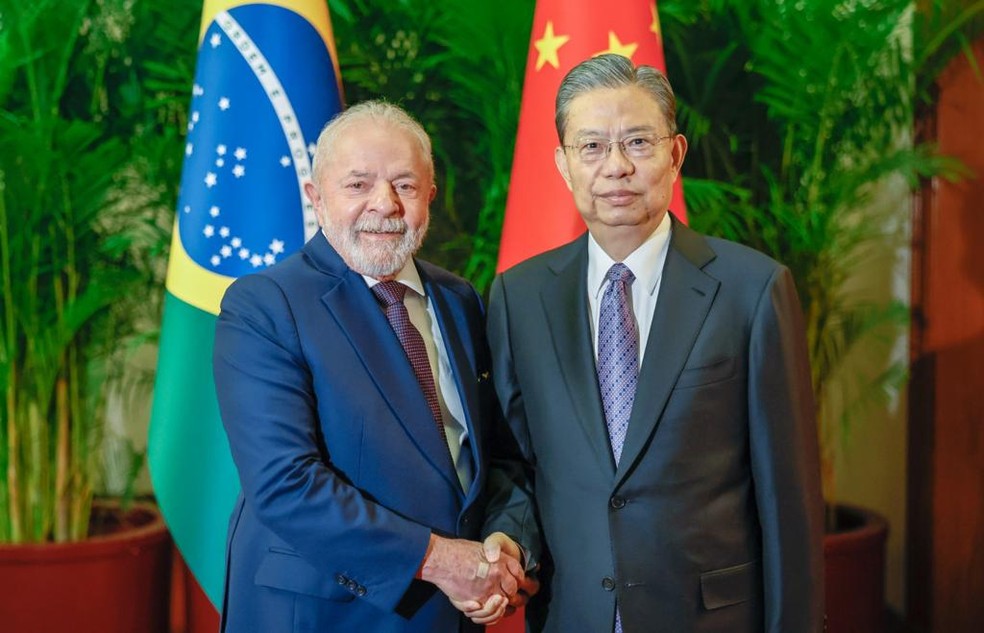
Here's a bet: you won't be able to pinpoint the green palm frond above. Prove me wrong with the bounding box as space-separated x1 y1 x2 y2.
0 0 192 543
662 0 983 509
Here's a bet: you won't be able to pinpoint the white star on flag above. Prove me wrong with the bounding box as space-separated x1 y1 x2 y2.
280 156 291 167
217 144 227 155
211 255 221 266
210 33 221 48
203 225 215 237
192 84 204 96
238 248 250 259
269 239 285 254
186 143 194 156
192 112 200 123
219 226 230 237
220 245 232 257
250 254 263 267
205 172 217 188
216 158 225 167
219 97 230 111
210 206 221 217
308 143 316 156
263 253 276 265
231 237 242 248
234 147 247 160
232 165 245 178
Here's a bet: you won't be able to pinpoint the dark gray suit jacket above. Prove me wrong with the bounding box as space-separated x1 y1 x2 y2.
483 217 824 633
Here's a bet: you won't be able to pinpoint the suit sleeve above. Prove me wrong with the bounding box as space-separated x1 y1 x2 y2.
747 266 825 632
481 273 542 569
213 273 432 614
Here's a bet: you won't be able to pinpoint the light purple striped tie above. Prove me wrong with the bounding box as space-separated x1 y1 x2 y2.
371 281 447 445
597 264 637 633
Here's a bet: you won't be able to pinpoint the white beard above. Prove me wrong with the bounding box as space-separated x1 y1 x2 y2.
323 213 428 278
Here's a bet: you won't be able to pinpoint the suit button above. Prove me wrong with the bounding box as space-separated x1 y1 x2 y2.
601 577 616 591
336 574 346 585
610 496 626 509
357 586 367 596
346 580 358 592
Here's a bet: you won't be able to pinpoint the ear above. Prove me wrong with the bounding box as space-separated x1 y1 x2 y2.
669 134 688 181
303 181 320 206
554 146 573 191
428 183 437 204
304 181 325 225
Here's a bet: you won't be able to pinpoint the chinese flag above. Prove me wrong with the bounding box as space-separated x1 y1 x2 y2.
497 0 686 272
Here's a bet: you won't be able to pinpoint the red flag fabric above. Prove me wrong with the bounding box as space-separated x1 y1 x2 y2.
497 0 686 272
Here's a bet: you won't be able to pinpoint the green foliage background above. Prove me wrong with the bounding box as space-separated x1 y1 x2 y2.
0 0 194 542
0 0 980 541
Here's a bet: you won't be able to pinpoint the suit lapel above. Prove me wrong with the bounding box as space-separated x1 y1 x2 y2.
420 267 479 502
307 239 461 493
540 237 616 474
615 220 720 483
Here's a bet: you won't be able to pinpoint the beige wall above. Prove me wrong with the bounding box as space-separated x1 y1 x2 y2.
833 176 911 612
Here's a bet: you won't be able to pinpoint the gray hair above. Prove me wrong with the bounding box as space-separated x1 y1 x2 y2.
555 53 678 142
310 100 434 182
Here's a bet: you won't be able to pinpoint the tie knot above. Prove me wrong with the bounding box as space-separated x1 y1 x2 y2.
371 281 407 307
606 263 635 285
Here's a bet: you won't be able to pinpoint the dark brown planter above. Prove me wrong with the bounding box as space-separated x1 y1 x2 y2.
824 504 889 633
0 500 172 633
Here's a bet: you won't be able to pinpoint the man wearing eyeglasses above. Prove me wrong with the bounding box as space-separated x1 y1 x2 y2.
480 54 824 632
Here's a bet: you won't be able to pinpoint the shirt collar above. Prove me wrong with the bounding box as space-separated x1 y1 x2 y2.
360 259 425 299
587 212 672 300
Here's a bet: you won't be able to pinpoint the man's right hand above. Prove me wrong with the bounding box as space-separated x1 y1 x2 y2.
452 532 540 625
418 534 525 612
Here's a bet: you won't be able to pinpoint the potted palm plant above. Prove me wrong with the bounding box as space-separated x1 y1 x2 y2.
0 0 197 629
659 0 981 630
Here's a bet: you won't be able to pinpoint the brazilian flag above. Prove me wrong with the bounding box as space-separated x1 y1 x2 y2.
148 0 342 607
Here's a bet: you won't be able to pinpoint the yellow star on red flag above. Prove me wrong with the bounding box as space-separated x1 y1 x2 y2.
650 4 662 40
594 31 638 60
534 21 570 71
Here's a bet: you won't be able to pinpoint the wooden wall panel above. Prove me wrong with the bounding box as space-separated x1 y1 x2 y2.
908 40 984 633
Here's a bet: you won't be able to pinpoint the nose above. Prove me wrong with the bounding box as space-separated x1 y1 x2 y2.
599 142 634 178
367 182 402 215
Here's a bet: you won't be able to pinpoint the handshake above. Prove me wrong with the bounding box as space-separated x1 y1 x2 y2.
420 531 540 626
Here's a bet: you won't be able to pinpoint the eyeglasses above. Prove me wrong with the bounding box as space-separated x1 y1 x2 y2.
564 133 674 163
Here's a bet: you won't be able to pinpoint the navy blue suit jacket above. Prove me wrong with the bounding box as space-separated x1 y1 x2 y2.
213 235 500 633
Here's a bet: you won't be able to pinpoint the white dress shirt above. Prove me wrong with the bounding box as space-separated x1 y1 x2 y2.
586 212 672 363
362 263 472 491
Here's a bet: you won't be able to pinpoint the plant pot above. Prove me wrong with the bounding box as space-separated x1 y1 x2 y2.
172 547 221 633
824 503 889 633
0 499 172 633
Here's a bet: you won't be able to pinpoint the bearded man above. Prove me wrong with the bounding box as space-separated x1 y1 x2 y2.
213 101 538 633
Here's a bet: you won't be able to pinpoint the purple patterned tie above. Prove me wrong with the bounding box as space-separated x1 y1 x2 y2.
597 263 638 465
597 264 637 633
371 281 447 444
